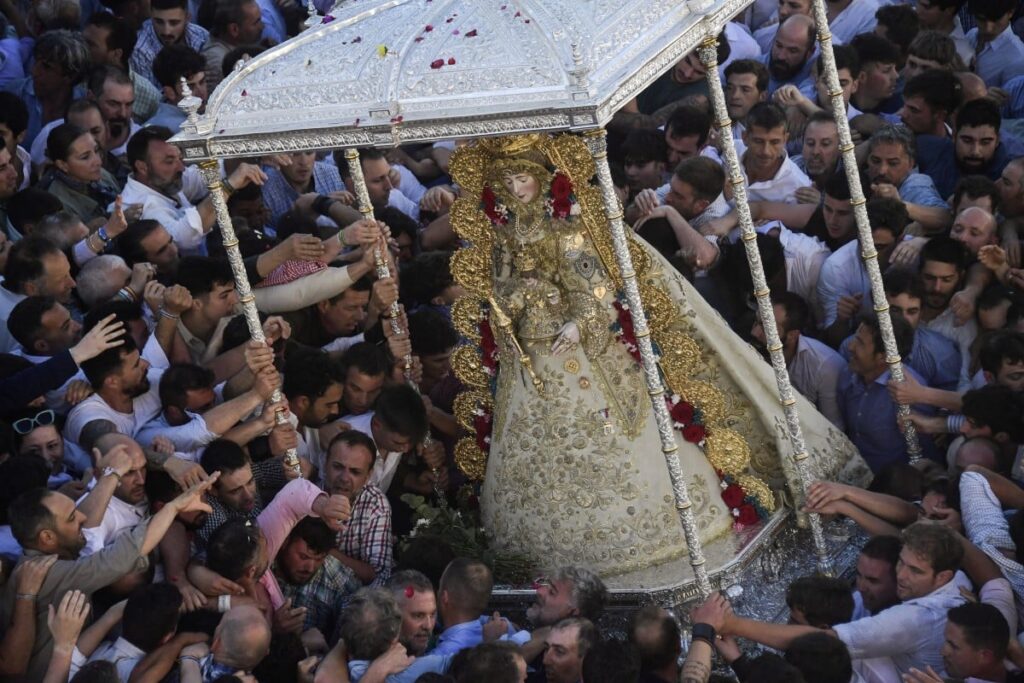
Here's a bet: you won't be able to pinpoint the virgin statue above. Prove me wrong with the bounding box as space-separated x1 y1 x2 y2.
448 134 868 578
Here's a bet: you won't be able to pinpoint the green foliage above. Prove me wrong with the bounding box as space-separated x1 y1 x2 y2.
398 487 534 584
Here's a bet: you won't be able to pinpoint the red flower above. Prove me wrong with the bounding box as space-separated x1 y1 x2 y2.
447 57 456 65
430 59 444 69
550 173 573 199
669 400 694 425
737 504 760 526
721 484 745 508
682 424 705 444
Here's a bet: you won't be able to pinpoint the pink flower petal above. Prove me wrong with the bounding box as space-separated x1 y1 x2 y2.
447 57 456 65
424 24 433 31
465 29 477 37
430 59 444 69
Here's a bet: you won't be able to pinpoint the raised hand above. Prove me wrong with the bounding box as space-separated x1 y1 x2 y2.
47 589 90 651
69 314 126 365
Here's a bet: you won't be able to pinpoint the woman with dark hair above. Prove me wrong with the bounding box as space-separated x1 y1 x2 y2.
39 123 121 228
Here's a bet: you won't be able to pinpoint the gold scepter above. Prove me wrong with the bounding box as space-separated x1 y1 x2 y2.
487 297 544 395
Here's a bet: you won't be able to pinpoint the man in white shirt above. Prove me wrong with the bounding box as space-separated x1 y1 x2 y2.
704 522 969 678
336 148 422 222
64 335 164 470
283 349 345 474
825 0 880 46
740 102 812 204
80 583 184 682
0 236 77 353
121 126 266 254
77 433 150 558
342 383 439 496
751 291 844 429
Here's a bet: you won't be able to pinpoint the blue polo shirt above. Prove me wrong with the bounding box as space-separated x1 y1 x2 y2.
838 365 938 473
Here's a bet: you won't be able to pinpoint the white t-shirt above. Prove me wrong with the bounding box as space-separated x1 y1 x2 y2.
344 411 403 494
64 368 165 469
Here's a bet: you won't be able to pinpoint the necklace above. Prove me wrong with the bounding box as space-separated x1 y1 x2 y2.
511 208 546 240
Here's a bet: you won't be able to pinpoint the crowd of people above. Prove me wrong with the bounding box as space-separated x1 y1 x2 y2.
0 0 1022 680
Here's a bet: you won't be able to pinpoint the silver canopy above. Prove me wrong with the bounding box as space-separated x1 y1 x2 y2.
172 0 752 161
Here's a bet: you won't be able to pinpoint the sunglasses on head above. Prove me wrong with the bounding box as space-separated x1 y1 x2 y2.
13 409 56 435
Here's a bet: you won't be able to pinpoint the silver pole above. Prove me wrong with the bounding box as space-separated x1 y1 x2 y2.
583 129 711 596
198 160 302 477
695 38 831 573
342 148 444 503
807 3 922 462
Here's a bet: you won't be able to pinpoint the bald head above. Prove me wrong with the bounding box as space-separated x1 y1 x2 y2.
955 436 1002 473
213 605 271 669
94 432 139 455
951 206 998 255
957 72 989 104
778 14 816 51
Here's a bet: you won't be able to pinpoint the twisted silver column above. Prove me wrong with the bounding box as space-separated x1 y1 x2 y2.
584 129 711 596
341 148 443 503
808 1 922 462
696 39 831 574
198 160 302 476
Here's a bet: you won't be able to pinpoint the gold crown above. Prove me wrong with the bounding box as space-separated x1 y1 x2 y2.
514 251 538 271
475 134 547 158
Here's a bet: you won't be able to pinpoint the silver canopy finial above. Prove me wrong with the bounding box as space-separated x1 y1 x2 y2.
177 76 202 132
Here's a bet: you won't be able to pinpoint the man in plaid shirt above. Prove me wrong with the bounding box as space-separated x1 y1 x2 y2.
322 429 394 586
276 516 361 638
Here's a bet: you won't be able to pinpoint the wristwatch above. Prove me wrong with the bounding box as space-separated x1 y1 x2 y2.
101 466 123 481
691 622 716 647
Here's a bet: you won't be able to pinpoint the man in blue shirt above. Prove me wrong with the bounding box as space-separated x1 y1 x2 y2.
339 588 453 683
433 558 526 656
917 98 1024 199
762 15 817 96
966 0 1024 88
866 124 951 234
838 314 937 472
2 31 90 149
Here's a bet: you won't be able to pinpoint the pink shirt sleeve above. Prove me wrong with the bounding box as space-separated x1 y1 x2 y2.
257 478 325 561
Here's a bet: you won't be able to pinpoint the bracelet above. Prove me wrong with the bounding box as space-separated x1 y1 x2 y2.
179 655 202 665
158 308 180 320
97 226 111 243
218 594 231 612
222 177 236 197
117 286 137 303
312 194 337 217
15 593 36 601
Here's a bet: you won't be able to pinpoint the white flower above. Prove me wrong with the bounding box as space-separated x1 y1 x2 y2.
732 508 740 517
569 203 581 216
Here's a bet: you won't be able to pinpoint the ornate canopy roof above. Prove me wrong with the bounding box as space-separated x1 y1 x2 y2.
172 0 751 161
